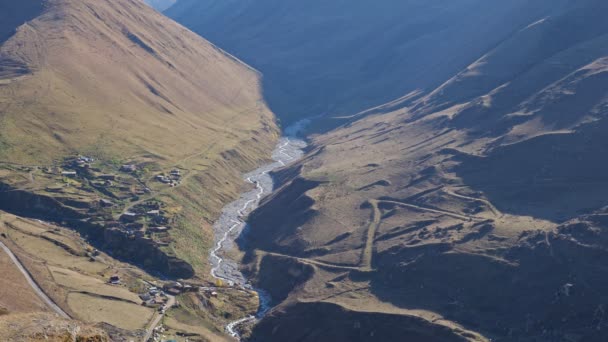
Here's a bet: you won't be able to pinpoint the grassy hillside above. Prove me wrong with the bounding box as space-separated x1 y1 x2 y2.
0 0 277 166
168 0 570 126
235 0 608 341
0 0 280 278
0 0 279 339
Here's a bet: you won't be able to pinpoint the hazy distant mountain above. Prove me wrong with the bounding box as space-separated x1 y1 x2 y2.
145 0 176 11
168 0 570 126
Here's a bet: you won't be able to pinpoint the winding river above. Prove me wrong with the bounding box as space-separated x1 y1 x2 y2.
209 121 308 339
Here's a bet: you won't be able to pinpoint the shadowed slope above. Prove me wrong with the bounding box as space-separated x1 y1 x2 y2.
234 1 608 341
168 0 569 126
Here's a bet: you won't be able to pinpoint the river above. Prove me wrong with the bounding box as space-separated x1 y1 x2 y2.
209 121 309 339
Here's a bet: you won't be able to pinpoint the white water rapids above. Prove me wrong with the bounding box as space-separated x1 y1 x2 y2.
209 121 308 339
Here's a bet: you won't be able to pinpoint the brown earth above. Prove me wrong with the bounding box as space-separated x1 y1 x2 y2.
0 312 109 342
0 241 49 314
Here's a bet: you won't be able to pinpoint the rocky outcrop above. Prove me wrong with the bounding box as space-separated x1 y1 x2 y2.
0 183 89 220
103 227 194 279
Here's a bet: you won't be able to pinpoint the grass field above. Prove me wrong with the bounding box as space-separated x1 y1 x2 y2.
0 212 157 331
0 247 48 314
68 292 153 330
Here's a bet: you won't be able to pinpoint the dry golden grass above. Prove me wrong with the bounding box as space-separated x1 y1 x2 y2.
8 229 107 275
0 0 278 168
164 315 231 342
0 212 163 334
0 312 109 342
0 0 281 338
67 292 153 330
0 248 49 314
0 0 279 284
49 266 141 304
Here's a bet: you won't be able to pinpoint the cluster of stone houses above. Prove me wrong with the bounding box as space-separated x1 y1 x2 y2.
139 282 196 309
115 201 173 241
140 286 169 307
155 169 182 187
163 281 197 296
120 164 137 173
59 156 126 192
109 275 121 285
61 155 96 177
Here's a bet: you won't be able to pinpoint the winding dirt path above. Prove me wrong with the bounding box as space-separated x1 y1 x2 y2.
361 200 381 271
0 240 70 318
142 294 176 342
357 198 487 271
379 200 485 222
261 251 366 272
442 189 501 217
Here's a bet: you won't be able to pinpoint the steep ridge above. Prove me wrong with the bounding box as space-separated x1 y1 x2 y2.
236 0 608 341
168 0 569 126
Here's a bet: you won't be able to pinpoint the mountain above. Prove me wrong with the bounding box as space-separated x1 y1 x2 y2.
0 0 279 338
145 0 176 12
0 0 276 166
212 0 608 341
168 0 570 126
0 0 280 284
0 0 280 278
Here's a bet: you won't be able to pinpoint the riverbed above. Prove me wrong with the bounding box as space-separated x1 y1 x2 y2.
209 122 308 338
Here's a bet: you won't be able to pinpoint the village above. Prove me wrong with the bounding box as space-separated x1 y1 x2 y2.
0 155 262 341
105 271 238 342
55 156 188 248
0 154 193 275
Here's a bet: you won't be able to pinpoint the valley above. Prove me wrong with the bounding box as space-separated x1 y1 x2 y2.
2 0 608 341
0 0 279 340
168 0 608 341
210 123 307 339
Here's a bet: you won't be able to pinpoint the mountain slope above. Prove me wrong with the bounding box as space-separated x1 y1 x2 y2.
168 0 569 126
234 0 608 341
0 0 279 338
0 0 279 280
0 0 276 166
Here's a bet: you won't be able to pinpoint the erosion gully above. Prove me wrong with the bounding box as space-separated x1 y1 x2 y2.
209 121 308 339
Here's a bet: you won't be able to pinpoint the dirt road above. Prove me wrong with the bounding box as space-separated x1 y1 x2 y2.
142 294 176 342
0 240 70 318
